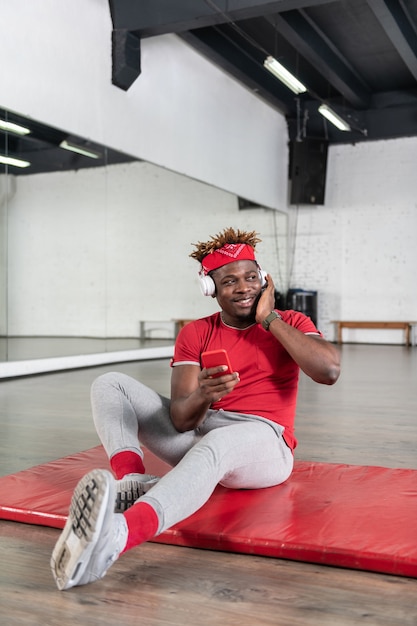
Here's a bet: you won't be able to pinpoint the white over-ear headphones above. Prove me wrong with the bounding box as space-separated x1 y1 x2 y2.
198 266 268 296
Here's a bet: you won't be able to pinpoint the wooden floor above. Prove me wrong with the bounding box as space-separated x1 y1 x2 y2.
1 344 416 625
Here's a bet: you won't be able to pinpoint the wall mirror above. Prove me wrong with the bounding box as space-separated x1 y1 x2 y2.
0 107 142 363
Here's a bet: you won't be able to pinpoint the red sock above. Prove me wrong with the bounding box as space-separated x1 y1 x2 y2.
122 502 159 553
110 451 145 479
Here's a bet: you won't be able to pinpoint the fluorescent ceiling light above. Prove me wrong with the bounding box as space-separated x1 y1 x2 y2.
264 56 307 95
318 104 351 131
59 140 101 159
0 119 31 135
0 154 31 168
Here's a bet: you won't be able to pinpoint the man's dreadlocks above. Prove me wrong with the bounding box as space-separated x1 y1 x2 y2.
190 227 261 263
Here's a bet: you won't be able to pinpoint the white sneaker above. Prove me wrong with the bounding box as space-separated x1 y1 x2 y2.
51 469 128 591
115 473 159 513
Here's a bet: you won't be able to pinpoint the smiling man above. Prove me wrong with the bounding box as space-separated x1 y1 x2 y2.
51 227 340 591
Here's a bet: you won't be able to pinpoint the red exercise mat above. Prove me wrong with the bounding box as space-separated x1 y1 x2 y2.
0 446 416 578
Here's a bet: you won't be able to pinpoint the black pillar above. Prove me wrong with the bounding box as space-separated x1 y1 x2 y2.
112 30 141 91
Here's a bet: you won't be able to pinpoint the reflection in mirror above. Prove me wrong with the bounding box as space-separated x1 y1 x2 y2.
1 108 288 372
0 107 146 363
0 107 136 176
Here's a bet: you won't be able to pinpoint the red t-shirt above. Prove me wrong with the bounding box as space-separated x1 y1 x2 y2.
171 310 321 450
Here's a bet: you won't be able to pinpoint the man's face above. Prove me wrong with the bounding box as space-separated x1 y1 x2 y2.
211 260 263 326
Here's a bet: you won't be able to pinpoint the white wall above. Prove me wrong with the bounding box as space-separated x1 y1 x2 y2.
0 0 288 211
8 137 416 345
0 0 289 342
7 162 287 337
288 137 417 343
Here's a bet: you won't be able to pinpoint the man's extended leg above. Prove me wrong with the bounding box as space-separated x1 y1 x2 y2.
51 418 292 590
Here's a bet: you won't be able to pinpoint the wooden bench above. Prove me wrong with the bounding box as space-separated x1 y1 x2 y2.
331 321 417 346
138 320 195 339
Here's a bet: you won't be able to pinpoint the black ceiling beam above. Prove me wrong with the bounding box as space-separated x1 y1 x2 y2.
287 110 365 144
367 0 417 81
112 30 141 90
288 102 417 145
290 85 417 144
266 11 372 108
108 0 335 34
179 26 297 115
364 94 417 140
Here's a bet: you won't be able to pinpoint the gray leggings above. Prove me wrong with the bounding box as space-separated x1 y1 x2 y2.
91 372 294 535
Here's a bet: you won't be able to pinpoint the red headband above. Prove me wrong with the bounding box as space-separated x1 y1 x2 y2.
201 243 257 274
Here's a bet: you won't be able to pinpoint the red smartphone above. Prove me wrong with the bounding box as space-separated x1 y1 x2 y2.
201 349 233 377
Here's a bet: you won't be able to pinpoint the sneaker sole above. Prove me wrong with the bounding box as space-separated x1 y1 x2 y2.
50 468 114 591
115 475 159 513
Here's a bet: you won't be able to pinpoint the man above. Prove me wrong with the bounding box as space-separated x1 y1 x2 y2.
51 227 340 590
